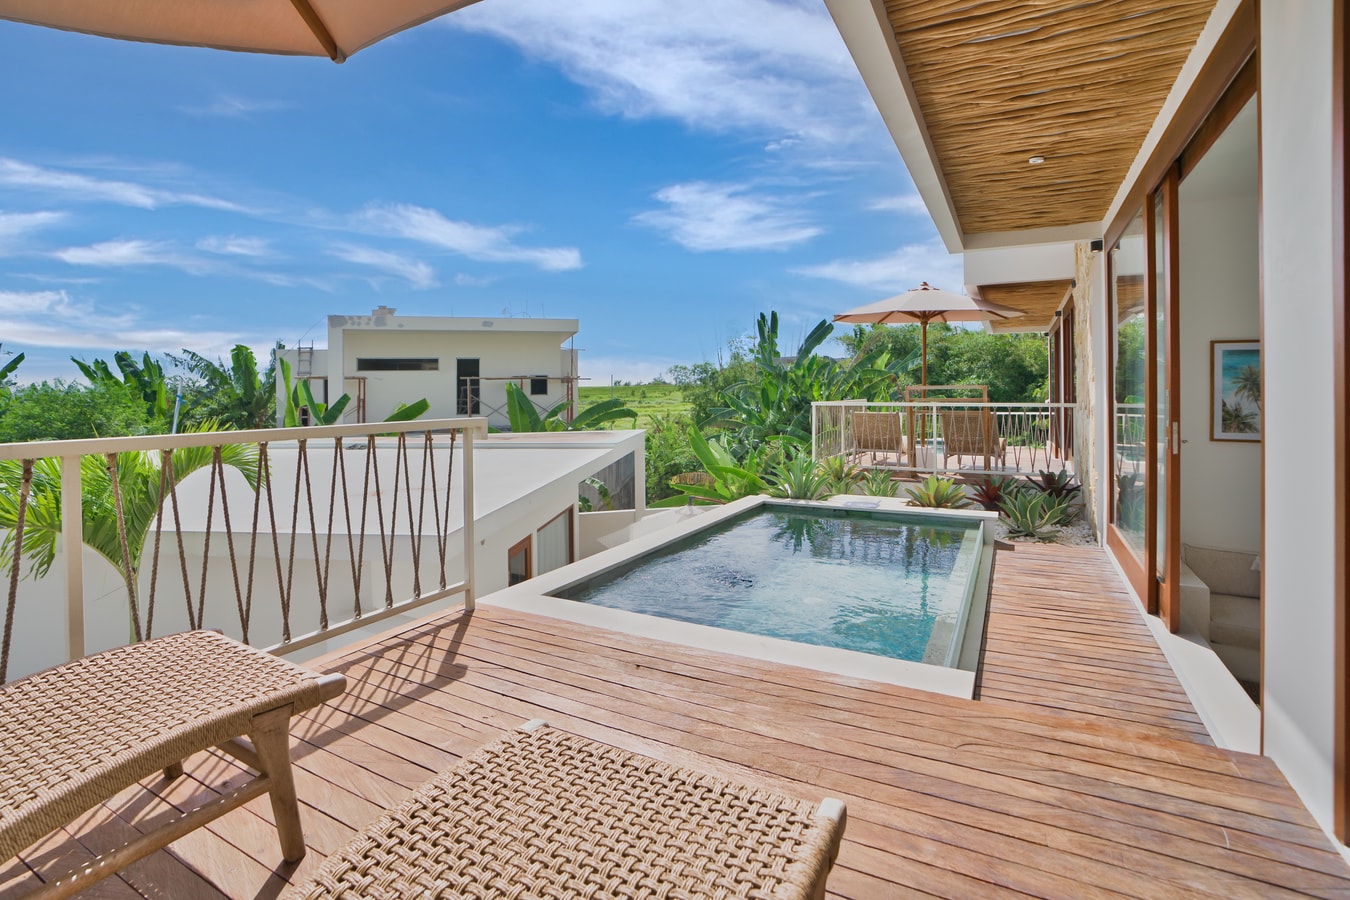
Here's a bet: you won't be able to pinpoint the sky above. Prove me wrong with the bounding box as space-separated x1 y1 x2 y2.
0 0 960 385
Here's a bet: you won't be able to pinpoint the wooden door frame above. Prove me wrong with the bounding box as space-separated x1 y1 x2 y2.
1158 164 1183 633
1333 0 1349 846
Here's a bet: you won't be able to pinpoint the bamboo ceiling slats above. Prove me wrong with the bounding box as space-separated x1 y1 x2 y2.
979 280 1072 332
884 0 1216 235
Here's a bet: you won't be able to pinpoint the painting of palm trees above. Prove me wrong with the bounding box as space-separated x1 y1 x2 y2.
1211 340 1260 441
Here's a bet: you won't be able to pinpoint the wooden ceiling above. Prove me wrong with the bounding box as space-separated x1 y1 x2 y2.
978 280 1072 332
884 0 1217 235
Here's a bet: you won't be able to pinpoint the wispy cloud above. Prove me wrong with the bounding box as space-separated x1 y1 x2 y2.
0 289 242 357
0 158 249 212
869 194 930 216
0 210 66 241
357 203 582 271
196 235 275 257
330 244 438 289
55 239 185 268
179 95 290 118
634 181 821 251
793 241 963 294
450 0 875 148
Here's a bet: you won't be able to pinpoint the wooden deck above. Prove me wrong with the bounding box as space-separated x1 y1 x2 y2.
6 544 1350 898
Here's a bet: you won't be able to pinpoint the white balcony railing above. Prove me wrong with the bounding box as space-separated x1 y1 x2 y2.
0 417 486 683
812 400 1076 478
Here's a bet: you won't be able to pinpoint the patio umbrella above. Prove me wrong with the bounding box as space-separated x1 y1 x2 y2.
0 0 484 63
834 282 1026 385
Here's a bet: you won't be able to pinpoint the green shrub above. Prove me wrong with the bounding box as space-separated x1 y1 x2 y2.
861 469 899 497
816 455 863 496
769 452 830 500
905 475 972 509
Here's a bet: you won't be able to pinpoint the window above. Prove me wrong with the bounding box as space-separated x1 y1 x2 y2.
1111 210 1148 556
530 376 549 395
536 509 573 576
355 358 438 371
507 536 532 586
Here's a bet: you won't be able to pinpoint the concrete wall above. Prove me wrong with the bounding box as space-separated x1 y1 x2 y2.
1178 187 1261 553
1260 0 1339 837
1071 241 1103 538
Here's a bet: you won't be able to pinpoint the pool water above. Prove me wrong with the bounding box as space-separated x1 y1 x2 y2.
553 507 983 665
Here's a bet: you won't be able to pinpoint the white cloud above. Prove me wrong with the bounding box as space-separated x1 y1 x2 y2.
869 194 931 216
0 210 66 243
792 241 963 294
357 203 582 271
0 289 243 359
197 235 275 257
579 355 685 385
450 0 873 147
330 244 438 289
180 95 290 118
55 239 181 268
635 182 821 252
0 157 248 213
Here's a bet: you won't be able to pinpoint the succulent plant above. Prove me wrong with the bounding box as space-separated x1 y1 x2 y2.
905 475 973 509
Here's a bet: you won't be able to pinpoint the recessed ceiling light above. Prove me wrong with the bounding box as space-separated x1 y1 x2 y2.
1028 156 1046 165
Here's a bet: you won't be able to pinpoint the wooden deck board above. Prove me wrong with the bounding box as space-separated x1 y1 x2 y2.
11 544 1350 899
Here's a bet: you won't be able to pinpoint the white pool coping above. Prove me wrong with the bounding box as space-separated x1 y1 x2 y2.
481 496 999 699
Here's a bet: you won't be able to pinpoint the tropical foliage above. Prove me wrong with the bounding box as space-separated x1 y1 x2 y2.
171 345 277 430
504 382 637 432
905 475 973 509
768 450 831 501
0 380 161 443
999 490 1071 540
72 351 175 424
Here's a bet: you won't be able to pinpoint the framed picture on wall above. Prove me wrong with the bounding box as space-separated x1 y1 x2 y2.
1210 340 1261 441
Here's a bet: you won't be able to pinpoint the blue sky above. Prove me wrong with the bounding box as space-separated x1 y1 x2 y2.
0 0 959 385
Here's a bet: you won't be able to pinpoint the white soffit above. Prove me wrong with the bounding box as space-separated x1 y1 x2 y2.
825 0 964 253
963 243 1077 292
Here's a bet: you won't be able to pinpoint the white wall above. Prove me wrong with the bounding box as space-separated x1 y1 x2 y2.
1179 189 1261 552
1260 0 1340 837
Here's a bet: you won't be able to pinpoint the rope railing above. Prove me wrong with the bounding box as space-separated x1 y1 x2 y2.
0 418 486 683
812 400 1077 479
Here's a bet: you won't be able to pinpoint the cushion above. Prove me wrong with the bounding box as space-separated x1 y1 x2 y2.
1181 544 1260 599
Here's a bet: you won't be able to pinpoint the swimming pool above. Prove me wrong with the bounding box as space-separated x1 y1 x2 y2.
483 497 997 697
554 506 983 666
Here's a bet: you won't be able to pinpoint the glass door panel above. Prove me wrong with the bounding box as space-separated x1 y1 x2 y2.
1111 212 1148 555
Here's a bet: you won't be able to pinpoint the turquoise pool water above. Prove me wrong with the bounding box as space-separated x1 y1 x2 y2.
554 506 984 665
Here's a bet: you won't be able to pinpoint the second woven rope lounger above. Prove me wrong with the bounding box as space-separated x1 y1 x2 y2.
286 719 847 899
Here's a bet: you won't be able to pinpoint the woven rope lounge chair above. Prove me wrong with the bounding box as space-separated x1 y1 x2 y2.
851 410 908 467
0 630 346 899
940 407 1007 470
285 720 848 900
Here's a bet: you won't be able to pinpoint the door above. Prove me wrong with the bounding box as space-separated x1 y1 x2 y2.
1151 169 1182 631
457 358 480 415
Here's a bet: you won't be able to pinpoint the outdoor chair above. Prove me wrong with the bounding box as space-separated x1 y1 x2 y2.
851 410 908 467
940 408 1007 470
0 630 346 899
284 719 848 900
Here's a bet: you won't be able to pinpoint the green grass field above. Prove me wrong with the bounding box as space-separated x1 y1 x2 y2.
578 383 691 430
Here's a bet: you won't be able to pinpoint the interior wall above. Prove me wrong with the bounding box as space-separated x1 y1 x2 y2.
1261 0 1340 838
1178 189 1261 552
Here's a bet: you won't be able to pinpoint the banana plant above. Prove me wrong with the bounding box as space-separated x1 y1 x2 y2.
72 351 173 422
666 426 769 505
504 382 636 432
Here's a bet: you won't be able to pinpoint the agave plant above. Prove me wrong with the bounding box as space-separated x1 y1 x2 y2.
816 455 863 497
860 468 899 498
999 491 1070 541
904 475 972 509
967 475 1021 512
769 451 830 500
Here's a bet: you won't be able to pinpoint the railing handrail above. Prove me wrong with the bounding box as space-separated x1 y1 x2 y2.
0 417 489 461
810 400 1074 409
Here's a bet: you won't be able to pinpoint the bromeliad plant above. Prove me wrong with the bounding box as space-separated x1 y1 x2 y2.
860 468 900 498
1026 469 1081 500
905 475 973 509
967 475 1021 512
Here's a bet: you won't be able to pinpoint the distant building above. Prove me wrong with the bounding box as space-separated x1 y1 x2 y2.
277 306 580 428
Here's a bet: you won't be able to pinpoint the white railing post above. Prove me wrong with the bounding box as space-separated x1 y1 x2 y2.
60 454 84 662
462 427 476 610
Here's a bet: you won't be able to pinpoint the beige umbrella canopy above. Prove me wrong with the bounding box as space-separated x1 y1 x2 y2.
834 282 1026 385
0 0 484 63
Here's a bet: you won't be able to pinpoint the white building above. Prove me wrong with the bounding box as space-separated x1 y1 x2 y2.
278 306 580 429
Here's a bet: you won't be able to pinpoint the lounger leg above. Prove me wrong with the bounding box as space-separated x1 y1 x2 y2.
250 705 306 863
163 761 184 780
